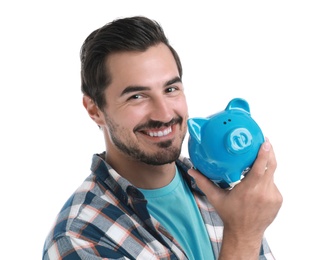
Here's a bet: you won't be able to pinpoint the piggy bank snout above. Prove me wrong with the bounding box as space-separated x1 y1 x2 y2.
226 127 253 154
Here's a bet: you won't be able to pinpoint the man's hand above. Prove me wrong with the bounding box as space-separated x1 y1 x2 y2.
188 139 283 259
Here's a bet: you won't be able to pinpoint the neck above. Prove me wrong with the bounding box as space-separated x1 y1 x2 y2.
104 152 177 189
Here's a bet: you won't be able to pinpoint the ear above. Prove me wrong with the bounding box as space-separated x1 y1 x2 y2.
82 95 105 126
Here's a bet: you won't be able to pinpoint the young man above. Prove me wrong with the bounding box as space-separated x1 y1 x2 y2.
43 16 282 259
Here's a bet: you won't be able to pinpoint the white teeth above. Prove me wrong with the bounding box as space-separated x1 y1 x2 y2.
147 126 172 137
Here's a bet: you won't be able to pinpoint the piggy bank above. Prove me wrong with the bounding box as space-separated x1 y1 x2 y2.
187 98 265 189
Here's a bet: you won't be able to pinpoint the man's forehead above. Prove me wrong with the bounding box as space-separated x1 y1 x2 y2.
105 44 179 89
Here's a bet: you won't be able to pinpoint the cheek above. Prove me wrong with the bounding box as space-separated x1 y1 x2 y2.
116 108 145 129
179 99 189 130
176 96 189 116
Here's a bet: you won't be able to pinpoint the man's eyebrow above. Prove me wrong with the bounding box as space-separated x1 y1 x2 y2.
120 76 182 97
165 76 182 86
120 86 151 96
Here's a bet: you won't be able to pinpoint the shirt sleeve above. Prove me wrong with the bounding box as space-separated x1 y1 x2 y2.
42 235 130 260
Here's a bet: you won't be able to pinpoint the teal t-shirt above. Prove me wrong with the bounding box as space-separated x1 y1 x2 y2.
139 167 215 260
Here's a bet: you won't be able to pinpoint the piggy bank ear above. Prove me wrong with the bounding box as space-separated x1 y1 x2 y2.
225 98 251 114
187 118 208 143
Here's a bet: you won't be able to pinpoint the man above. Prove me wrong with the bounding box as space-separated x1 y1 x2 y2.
43 16 282 259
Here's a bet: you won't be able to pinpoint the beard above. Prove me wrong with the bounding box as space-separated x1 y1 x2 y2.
105 115 186 166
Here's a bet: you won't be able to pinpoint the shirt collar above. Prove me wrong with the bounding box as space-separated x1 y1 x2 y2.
91 152 204 201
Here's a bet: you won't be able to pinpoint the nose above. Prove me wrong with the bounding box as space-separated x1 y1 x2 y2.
149 96 173 123
226 128 253 154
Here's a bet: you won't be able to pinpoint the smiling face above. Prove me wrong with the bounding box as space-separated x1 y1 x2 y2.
99 43 188 166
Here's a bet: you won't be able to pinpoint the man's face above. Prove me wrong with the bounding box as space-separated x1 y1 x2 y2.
101 43 188 165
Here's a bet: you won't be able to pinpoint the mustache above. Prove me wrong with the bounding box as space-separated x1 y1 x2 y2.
134 117 183 132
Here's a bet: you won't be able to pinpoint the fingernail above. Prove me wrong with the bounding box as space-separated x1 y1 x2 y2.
263 139 271 151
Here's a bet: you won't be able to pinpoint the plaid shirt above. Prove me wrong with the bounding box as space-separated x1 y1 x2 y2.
43 153 275 259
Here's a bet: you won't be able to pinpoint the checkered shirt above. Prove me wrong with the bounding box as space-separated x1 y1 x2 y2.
42 153 275 259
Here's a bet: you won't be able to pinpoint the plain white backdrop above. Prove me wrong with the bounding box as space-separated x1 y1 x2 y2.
1 1 318 259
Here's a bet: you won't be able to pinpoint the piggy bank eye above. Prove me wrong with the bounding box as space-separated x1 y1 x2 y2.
223 119 232 124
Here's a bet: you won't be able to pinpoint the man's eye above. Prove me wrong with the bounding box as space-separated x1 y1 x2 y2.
166 87 177 93
130 94 142 100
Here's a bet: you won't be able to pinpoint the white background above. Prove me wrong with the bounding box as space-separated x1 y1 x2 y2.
1 1 318 259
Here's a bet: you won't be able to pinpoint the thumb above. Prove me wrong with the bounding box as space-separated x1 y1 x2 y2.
188 168 225 205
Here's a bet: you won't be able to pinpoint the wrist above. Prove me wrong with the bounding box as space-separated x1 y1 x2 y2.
219 228 263 260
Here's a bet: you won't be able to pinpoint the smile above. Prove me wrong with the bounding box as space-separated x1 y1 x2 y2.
145 126 172 137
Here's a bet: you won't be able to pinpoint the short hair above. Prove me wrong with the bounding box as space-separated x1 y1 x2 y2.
80 16 183 109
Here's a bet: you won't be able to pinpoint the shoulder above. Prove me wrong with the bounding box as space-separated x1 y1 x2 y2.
42 173 133 259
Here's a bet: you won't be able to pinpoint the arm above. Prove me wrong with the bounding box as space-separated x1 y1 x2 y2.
188 139 283 259
43 235 128 260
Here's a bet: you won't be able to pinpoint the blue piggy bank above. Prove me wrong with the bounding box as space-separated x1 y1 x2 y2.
188 98 265 189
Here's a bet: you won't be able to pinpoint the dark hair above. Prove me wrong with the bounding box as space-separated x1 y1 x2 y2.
80 16 183 109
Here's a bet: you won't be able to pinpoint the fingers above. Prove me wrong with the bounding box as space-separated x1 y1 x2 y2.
188 168 226 205
188 138 278 210
243 138 277 184
266 139 277 177
188 168 215 193
188 138 282 246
